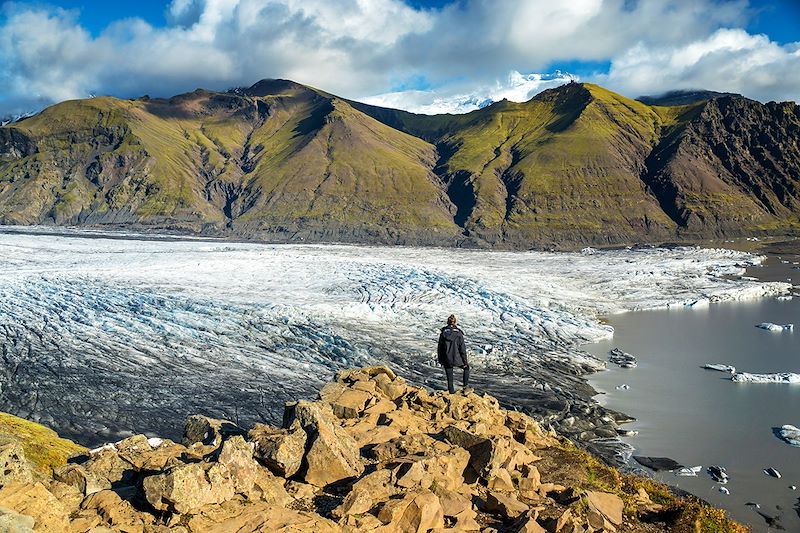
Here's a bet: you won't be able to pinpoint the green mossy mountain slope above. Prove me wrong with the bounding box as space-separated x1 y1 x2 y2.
1 79 798 247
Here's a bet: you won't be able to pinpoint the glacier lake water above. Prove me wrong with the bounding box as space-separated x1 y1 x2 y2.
587 256 800 532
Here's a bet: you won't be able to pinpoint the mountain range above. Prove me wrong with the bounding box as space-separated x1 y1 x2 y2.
1 79 798 248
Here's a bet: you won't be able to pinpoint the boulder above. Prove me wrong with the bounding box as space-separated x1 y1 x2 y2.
516 514 547 533
377 491 445 533
249 423 307 478
284 401 364 487
346 423 402 448
80 490 149 533
442 426 516 478
80 447 132 485
336 365 396 383
115 435 187 471
0 507 34 533
333 469 396 518
487 467 515 492
218 436 291 505
485 491 529 519
372 372 408 401
328 388 374 419
217 436 259 496
370 433 444 462
586 491 623 526
434 488 472 518
182 415 244 448
142 462 235 514
53 464 111 496
377 410 433 435
388 445 470 493
45 480 84 512
0 482 70 532
0 439 32 485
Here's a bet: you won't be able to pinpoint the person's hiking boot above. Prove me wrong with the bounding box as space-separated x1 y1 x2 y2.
461 387 474 395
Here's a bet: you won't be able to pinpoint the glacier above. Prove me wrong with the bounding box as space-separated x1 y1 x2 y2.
0 227 790 445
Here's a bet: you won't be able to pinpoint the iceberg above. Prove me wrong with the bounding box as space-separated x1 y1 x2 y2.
708 465 729 484
755 322 794 331
702 364 736 374
675 466 702 477
763 467 781 478
731 373 800 383
609 348 637 368
775 425 800 447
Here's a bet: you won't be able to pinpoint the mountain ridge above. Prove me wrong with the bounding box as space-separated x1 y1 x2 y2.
1 79 798 248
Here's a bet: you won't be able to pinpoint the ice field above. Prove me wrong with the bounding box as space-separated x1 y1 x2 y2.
0 227 790 444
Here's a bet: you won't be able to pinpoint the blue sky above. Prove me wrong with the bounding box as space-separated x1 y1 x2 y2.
53 0 799 44
1 0 799 115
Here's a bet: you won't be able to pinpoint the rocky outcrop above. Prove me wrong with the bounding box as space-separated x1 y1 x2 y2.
0 367 745 532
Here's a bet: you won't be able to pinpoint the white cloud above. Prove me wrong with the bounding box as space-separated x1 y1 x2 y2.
0 0 797 117
604 28 800 102
363 71 578 114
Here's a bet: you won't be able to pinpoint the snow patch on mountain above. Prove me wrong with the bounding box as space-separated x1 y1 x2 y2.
362 71 578 114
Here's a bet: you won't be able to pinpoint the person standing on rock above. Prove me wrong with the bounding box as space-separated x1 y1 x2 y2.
437 314 470 393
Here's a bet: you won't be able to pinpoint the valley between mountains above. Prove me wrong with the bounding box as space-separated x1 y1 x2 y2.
1 80 798 248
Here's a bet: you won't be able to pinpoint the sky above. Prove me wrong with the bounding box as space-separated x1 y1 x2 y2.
0 0 799 116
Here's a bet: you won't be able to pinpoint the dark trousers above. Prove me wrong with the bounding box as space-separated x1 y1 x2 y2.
444 365 470 393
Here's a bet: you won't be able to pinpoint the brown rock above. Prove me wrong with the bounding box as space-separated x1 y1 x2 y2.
142 462 235 514
216 435 291 506
80 447 132 485
54 463 111 496
117 436 187 471
81 490 149 533
487 467 515 492
485 491 529 519
451 507 482 531
347 423 402 448
327 388 374 420
378 409 432 434
337 365 396 383
363 398 397 417
46 480 84 512
284 401 364 487
370 432 444 463
0 507 34 533
372 372 408 401
0 439 32 485
285 480 318 502
516 514 547 533
434 488 471 518
182 415 244 448
586 491 623 526
249 423 307 478
333 469 395 518
217 436 260 496
377 491 444 533
0 482 70 532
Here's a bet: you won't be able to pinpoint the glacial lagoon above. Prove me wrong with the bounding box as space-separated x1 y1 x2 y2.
587 258 800 531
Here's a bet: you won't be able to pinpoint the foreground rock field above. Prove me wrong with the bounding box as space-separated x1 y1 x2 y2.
0 367 743 532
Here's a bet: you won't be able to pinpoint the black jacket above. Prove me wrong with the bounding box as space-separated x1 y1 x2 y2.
438 326 467 368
